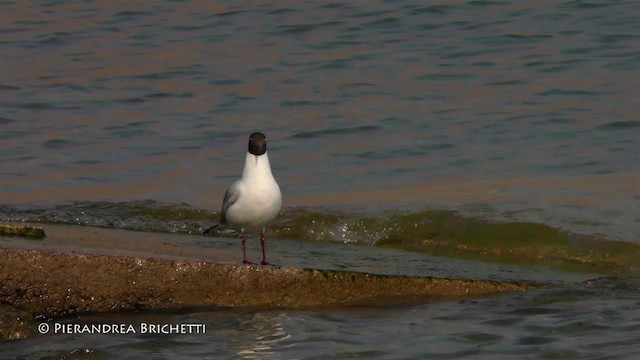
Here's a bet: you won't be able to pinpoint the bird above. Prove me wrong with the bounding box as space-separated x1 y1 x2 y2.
205 132 282 265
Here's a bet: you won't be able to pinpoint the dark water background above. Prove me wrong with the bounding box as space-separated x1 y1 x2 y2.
1 0 640 358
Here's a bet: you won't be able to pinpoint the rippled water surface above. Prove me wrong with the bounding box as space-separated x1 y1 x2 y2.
1 0 640 358
1 0 639 241
3 281 640 359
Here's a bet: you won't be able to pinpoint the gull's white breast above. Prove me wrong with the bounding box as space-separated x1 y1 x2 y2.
224 152 282 232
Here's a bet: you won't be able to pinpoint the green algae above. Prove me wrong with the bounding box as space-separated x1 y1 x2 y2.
273 209 640 276
4 200 638 276
0 224 46 239
128 201 215 221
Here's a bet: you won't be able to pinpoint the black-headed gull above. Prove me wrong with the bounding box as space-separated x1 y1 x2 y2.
206 132 282 265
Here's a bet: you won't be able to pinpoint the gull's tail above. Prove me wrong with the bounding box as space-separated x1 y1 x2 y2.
202 223 225 234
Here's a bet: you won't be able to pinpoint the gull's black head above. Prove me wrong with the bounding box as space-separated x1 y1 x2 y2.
248 132 267 156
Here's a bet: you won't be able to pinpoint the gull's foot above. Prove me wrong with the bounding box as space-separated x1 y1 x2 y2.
242 259 254 265
260 260 269 266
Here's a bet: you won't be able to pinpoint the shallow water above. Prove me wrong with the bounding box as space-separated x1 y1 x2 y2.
2 201 639 275
1 0 640 358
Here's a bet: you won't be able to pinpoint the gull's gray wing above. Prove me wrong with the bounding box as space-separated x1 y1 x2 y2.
219 181 241 225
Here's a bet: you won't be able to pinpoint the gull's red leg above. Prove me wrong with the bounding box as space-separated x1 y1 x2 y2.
241 231 252 264
260 232 269 265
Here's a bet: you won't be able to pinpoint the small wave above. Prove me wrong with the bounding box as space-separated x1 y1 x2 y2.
469 0 510 6
362 17 401 29
597 121 640 131
42 139 74 149
279 100 340 107
411 5 456 15
291 125 380 139
0 84 22 91
0 117 16 125
2 201 638 275
536 89 597 96
417 73 476 81
113 11 153 17
486 79 528 86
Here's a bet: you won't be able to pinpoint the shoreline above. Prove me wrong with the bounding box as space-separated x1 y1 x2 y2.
0 247 540 319
0 224 547 340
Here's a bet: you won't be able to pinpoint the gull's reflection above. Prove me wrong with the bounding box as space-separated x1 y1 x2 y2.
229 312 292 359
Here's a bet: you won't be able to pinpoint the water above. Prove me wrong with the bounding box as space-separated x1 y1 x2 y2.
1 0 640 358
2 282 640 359
1 0 639 241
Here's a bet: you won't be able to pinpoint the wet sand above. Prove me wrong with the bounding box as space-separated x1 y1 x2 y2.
0 224 541 325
